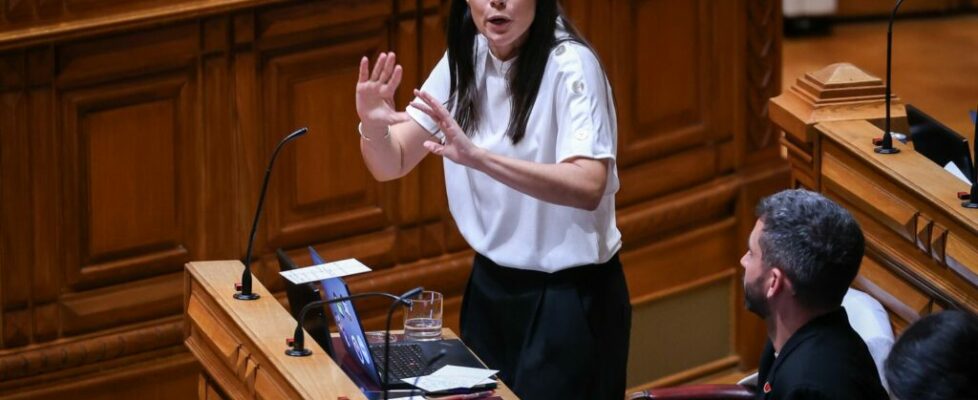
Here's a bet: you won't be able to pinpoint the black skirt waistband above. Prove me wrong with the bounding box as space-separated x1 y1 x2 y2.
473 252 622 286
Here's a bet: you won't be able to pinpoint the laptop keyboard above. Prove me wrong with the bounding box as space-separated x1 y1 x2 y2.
370 342 427 381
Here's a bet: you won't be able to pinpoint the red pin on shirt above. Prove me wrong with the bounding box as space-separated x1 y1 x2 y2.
763 382 772 393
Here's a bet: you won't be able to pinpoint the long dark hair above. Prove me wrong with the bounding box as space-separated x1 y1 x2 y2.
446 0 589 144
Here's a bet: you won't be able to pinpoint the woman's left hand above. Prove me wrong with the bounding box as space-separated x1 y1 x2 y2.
411 89 486 168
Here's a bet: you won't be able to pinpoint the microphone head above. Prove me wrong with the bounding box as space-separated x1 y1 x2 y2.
398 287 424 306
285 127 309 142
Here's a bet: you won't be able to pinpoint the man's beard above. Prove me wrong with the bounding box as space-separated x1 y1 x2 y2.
744 275 770 319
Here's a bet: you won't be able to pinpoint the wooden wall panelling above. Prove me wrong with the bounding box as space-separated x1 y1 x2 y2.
259 8 391 254
623 218 741 388
58 22 199 290
615 0 726 165
743 0 782 166
0 0 290 51
197 15 239 262
230 10 259 273
0 51 32 349
27 45 64 344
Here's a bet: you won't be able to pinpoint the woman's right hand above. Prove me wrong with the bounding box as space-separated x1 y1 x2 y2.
356 52 410 133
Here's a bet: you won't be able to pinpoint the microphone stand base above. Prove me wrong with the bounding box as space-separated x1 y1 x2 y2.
962 201 978 209
285 348 313 357
874 146 900 154
233 292 261 300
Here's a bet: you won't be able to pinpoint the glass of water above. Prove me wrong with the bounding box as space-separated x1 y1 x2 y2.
403 291 443 341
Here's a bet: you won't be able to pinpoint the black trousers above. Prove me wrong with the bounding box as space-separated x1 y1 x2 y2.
460 253 632 400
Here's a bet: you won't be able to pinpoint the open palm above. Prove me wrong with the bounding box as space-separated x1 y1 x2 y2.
356 52 410 129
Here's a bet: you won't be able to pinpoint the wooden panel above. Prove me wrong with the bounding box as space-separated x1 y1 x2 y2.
61 73 194 288
944 233 978 287
56 22 198 87
627 279 734 389
623 219 738 300
263 34 389 249
618 0 726 164
60 273 183 335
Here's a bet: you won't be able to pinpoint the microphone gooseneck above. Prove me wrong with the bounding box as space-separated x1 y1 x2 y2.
236 127 309 300
964 113 978 209
383 287 425 400
286 291 402 357
877 0 905 155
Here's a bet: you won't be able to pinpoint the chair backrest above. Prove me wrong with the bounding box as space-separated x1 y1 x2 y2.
843 287 895 391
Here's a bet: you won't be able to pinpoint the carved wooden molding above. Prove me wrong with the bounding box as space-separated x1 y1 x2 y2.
770 63 905 145
0 317 184 382
0 0 291 51
746 0 781 151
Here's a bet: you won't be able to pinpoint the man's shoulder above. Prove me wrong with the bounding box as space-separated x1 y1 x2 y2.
769 326 887 399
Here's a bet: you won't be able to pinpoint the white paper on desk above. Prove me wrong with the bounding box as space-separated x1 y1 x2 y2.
945 162 972 185
401 365 498 392
279 258 371 284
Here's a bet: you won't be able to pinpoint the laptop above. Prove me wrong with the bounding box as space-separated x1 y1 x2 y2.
275 248 334 357
307 247 497 394
906 104 975 183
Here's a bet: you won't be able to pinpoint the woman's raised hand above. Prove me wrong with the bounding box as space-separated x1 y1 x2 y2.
356 52 410 132
411 89 485 168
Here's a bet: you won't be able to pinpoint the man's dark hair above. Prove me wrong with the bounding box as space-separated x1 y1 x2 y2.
755 189 864 311
445 0 589 144
884 310 978 400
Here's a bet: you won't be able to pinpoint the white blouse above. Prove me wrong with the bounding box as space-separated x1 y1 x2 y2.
406 22 621 272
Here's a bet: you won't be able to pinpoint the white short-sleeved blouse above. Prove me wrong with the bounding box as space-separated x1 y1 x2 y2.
406 21 621 272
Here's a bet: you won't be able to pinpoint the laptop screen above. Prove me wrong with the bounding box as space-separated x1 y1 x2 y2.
309 247 382 385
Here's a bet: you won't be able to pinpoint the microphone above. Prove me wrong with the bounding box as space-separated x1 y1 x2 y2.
285 290 410 357
963 112 978 208
235 127 308 300
383 287 424 400
876 0 905 155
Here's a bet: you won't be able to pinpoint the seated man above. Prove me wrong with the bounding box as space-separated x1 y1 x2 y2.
742 189 888 399
884 310 978 400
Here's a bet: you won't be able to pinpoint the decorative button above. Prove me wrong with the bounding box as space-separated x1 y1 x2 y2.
572 80 585 94
555 44 565 55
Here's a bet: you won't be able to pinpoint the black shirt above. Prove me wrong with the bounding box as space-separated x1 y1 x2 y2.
756 308 889 400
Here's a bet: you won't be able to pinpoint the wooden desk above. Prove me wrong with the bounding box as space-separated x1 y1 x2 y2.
770 63 978 331
184 260 517 399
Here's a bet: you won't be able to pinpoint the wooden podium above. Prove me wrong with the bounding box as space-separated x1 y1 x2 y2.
184 261 518 399
770 63 978 330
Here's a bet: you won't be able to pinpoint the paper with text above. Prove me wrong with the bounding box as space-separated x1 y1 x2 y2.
402 365 498 393
279 258 372 284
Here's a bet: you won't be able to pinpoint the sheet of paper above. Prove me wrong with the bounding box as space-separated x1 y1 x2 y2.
944 161 972 185
278 258 371 284
401 365 498 392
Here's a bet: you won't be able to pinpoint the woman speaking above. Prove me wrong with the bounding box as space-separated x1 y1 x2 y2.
354 1 630 398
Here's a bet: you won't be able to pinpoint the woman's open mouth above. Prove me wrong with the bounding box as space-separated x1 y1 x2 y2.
487 15 512 32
